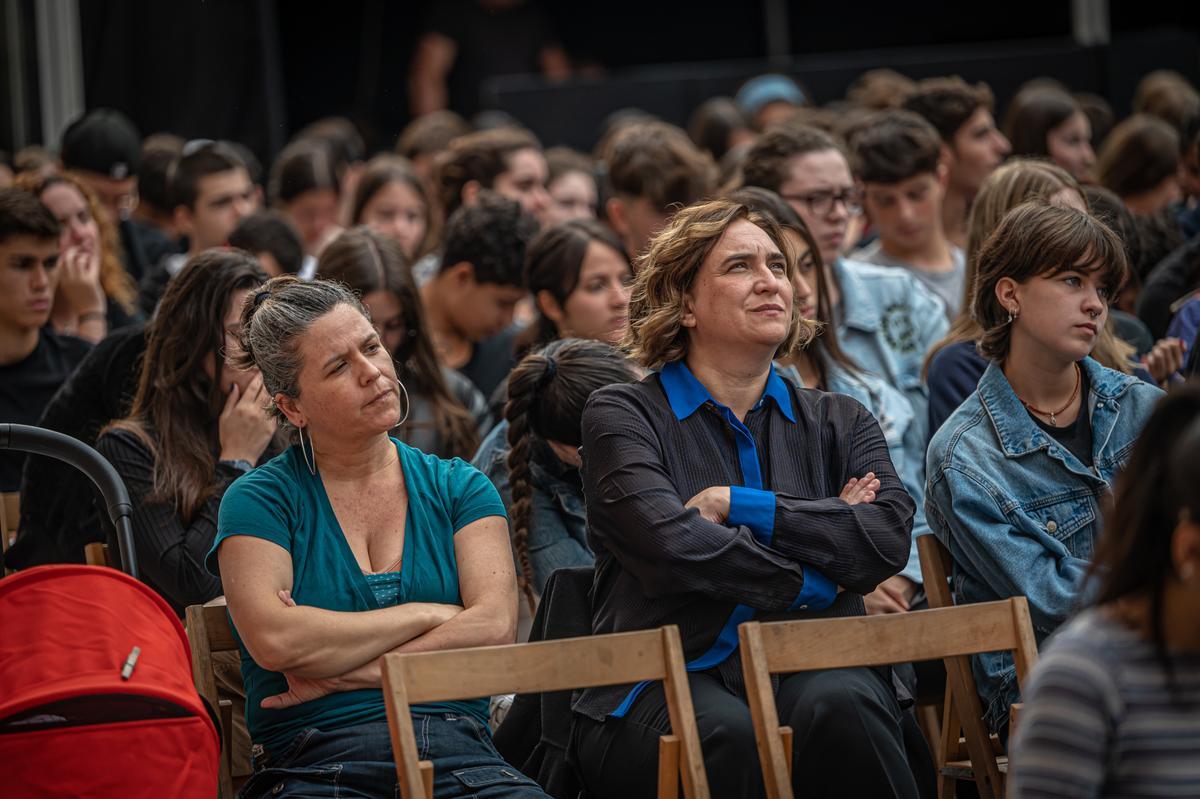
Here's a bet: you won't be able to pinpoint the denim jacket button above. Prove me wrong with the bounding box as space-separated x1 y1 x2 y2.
1046 520 1058 533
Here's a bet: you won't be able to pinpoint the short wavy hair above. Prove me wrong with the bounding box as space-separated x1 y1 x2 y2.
623 198 817 369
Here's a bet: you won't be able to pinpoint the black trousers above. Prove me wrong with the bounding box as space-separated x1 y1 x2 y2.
571 667 923 798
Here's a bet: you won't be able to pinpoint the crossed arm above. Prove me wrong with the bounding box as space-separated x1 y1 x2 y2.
217 515 517 707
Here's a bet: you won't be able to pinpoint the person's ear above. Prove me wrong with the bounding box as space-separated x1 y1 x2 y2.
995 277 1020 319
536 289 568 331
1172 511 1200 584
936 161 950 189
461 180 483 208
274 392 304 429
605 196 629 236
173 205 195 238
444 261 476 289
680 291 697 328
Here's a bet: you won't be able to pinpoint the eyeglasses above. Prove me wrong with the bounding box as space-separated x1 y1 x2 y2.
781 188 864 217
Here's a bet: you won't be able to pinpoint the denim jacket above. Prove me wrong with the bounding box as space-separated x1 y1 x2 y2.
834 258 949 447
471 421 591 595
777 360 930 585
925 357 1162 731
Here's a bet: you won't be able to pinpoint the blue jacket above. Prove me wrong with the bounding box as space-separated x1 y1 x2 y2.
834 258 949 447
778 360 930 585
925 357 1162 731
471 421 591 595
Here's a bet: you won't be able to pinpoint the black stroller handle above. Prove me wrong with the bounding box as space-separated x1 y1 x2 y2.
0 424 138 579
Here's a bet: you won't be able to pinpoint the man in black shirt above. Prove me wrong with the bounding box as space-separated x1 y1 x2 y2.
0 188 91 493
420 193 537 398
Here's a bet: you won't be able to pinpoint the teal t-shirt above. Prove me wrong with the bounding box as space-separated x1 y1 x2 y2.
206 438 506 754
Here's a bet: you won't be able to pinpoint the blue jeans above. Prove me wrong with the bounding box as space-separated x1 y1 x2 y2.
240 715 550 798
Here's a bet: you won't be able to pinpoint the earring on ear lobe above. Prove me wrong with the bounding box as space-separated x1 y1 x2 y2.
1006 307 1019 324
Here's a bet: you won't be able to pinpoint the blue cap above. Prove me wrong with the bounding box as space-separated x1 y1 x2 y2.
735 74 807 117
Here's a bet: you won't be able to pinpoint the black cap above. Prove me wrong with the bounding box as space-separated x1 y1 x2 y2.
60 108 142 179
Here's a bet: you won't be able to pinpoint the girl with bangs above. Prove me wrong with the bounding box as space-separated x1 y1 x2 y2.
925 201 1163 744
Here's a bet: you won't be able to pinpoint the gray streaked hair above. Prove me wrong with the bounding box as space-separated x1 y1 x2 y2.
235 275 368 428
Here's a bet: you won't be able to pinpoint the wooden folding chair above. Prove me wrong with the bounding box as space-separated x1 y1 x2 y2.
381 625 710 799
917 534 1034 798
84 542 111 566
184 603 240 799
1 492 19 574
738 598 1037 799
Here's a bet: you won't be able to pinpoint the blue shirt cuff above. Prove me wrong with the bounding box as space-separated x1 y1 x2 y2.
728 486 776 545
790 567 837 611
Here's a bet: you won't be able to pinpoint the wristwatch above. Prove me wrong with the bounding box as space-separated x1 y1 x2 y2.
219 459 254 473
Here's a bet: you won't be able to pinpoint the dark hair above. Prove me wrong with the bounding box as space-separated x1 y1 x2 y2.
169 141 248 210
545 147 595 188
687 97 750 161
1088 383 1200 687
137 134 185 215
848 109 943 184
604 121 717 211
107 250 267 523
973 201 1128 363
269 140 340 206
433 127 541 219
440 192 538 288
901 76 995 142
350 154 433 254
1082 185 1142 277
519 219 629 351
504 338 639 608
726 186 858 383
294 116 366 173
229 211 305 275
741 125 845 193
1095 114 1181 199
1133 70 1200 138
0 186 60 244
1003 86 1082 158
1075 92 1115 152
846 69 917 110
317 227 479 458
395 110 472 161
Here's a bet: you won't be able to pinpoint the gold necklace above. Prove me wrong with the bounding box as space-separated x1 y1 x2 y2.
1017 363 1080 427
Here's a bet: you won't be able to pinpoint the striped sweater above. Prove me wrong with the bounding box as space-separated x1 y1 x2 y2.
1010 607 1200 798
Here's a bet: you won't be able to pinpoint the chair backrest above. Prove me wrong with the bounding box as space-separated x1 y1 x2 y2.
917 533 1015 798
738 599 1039 799
185 603 239 799
1 491 19 549
382 625 710 799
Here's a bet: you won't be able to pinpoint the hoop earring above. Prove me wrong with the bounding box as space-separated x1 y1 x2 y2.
298 425 317 475
396 378 411 427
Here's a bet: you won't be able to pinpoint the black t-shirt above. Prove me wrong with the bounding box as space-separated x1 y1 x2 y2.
457 325 521 400
1031 368 1094 468
0 331 92 491
424 0 558 117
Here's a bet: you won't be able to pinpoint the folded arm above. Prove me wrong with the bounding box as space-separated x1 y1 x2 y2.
582 392 812 612
217 535 459 678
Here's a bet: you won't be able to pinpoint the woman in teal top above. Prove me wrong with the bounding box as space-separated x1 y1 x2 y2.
207 276 548 798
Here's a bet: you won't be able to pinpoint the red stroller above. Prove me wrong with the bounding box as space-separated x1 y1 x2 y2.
0 424 219 797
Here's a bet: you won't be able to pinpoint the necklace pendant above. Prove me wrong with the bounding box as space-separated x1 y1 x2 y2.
1049 412 1057 426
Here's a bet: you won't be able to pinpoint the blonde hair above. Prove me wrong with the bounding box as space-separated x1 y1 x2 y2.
623 198 817 369
925 158 1134 374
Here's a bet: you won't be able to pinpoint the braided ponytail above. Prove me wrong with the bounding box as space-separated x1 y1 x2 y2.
503 338 641 612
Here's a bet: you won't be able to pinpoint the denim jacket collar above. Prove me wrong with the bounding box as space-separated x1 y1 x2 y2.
832 257 881 333
977 357 1139 459
659 359 796 423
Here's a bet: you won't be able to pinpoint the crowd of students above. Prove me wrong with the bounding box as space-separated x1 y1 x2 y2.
2 64 1199 798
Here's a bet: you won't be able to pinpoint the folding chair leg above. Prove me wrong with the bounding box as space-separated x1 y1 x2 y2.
657 735 680 799
419 760 434 798
779 727 793 780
